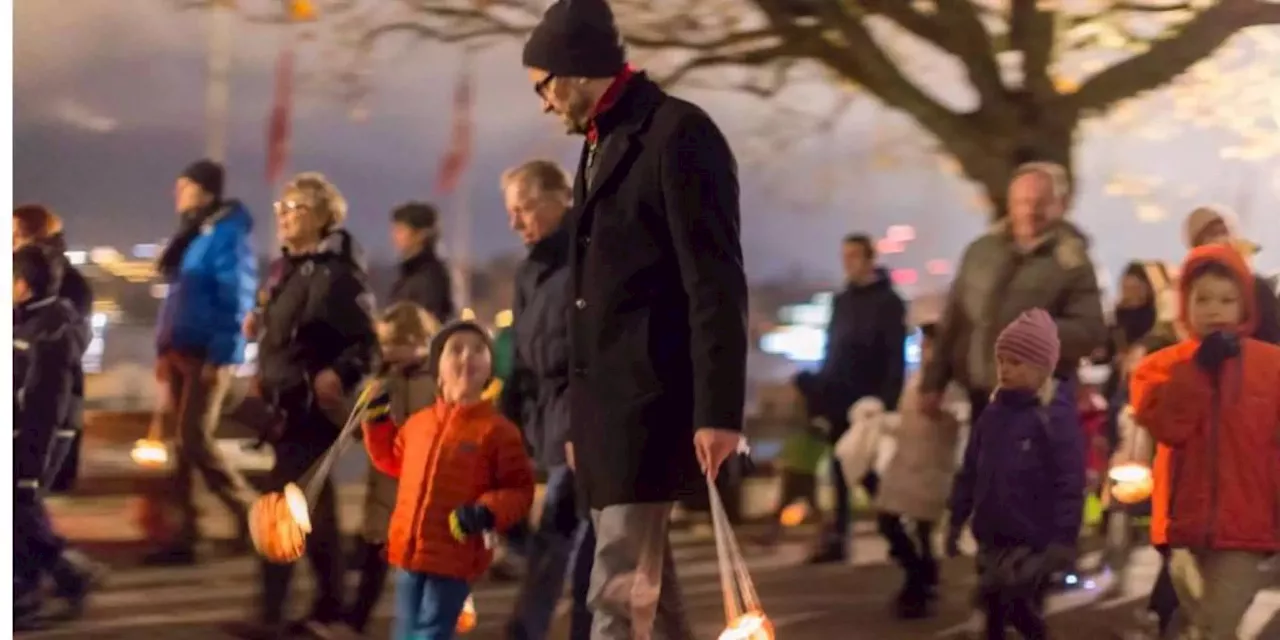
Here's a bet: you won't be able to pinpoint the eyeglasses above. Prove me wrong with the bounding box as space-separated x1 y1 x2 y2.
534 73 556 98
273 200 309 216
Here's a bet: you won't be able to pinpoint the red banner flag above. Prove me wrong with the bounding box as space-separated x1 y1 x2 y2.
265 44 295 188
434 65 474 196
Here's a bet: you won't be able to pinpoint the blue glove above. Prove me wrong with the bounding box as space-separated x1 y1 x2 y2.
1194 331 1240 377
449 504 495 541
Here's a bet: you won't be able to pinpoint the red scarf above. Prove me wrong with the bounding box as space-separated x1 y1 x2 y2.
586 64 636 145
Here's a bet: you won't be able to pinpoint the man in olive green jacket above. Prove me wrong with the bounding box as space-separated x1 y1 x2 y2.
921 163 1107 419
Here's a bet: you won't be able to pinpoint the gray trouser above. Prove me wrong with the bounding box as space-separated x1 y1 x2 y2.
588 503 694 640
160 351 253 544
1168 548 1275 639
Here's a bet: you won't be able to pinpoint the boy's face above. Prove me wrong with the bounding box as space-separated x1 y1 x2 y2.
1187 273 1243 336
996 354 1049 390
439 331 492 395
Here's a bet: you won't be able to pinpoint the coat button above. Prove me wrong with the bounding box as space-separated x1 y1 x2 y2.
573 366 587 376
575 298 586 310
579 236 591 247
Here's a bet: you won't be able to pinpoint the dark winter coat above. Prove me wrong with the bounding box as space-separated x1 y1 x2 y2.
1250 274 1280 345
803 268 907 430
566 73 749 509
500 226 572 468
389 247 454 324
14 297 88 492
361 364 435 543
949 380 1086 550
256 229 378 436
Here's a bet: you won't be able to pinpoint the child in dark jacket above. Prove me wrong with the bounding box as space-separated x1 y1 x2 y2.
13 245 102 628
947 309 1086 640
340 302 441 635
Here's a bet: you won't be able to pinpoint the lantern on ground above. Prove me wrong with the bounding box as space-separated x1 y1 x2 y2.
1109 463 1154 504
130 438 169 468
456 594 477 634
249 483 312 563
718 611 775 640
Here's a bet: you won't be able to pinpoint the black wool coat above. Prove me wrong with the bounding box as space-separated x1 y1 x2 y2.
566 74 749 509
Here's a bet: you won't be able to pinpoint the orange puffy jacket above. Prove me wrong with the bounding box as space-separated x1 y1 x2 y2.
1131 244 1280 552
363 399 535 581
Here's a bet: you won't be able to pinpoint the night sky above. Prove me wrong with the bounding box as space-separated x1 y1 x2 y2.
14 0 1280 288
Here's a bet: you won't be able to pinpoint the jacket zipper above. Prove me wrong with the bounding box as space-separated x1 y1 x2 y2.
403 406 452 561
1204 382 1222 548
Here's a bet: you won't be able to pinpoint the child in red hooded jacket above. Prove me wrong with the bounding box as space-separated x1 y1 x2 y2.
1130 244 1280 639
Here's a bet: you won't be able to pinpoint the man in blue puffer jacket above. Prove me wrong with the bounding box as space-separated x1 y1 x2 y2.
148 159 259 565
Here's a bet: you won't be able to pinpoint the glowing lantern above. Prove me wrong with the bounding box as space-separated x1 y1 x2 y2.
1109 463 1154 504
778 500 809 528
288 0 317 21
130 438 169 468
718 611 775 640
456 594 477 634
249 483 312 563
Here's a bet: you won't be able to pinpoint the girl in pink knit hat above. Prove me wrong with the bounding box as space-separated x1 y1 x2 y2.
947 308 1087 639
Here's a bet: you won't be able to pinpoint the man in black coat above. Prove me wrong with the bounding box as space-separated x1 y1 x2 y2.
13 245 102 628
522 1 749 637
795 233 907 563
498 159 594 640
388 201 454 324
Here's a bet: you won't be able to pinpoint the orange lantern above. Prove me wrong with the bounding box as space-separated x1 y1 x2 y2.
455 594 477 634
719 611 775 640
778 500 809 528
249 483 312 563
1109 462 1154 504
130 438 170 468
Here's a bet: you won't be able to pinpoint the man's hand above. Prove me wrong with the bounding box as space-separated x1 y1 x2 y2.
565 442 575 472
693 428 742 481
449 504 496 541
314 369 344 408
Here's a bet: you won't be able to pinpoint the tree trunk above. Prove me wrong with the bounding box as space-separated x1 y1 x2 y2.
935 97 1078 221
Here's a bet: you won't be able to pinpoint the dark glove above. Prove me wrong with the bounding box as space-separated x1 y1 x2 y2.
363 388 392 423
449 504 495 541
945 525 963 558
1194 331 1241 377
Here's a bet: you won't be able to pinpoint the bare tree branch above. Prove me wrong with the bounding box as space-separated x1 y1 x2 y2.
1067 0 1280 117
1008 0 1056 103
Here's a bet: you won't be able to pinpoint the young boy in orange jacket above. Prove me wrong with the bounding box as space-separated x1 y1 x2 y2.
1130 244 1280 638
363 321 535 639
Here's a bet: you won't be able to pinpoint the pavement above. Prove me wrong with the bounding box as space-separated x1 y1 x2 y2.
26 492 1280 639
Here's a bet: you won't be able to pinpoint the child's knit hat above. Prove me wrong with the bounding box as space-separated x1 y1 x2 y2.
427 320 494 378
995 308 1061 372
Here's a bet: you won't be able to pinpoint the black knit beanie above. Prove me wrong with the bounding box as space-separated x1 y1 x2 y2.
522 0 625 79
427 320 495 379
181 159 225 201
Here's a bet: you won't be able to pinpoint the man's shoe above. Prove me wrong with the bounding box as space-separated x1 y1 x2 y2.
48 549 108 620
14 589 48 630
142 545 198 566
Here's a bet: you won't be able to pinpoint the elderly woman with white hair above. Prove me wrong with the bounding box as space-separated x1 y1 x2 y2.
227 172 379 640
1183 204 1280 344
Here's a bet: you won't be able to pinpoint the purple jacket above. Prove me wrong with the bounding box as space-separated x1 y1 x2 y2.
949 380 1086 549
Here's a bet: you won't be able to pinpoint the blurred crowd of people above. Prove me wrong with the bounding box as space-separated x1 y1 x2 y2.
13 0 1280 637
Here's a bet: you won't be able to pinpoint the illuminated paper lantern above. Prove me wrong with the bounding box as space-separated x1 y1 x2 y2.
778 500 809 528
130 438 169 468
288 0 317 21
456 594 477 634
1109 463 1154 504
249 483 312 563
718 611 775 640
